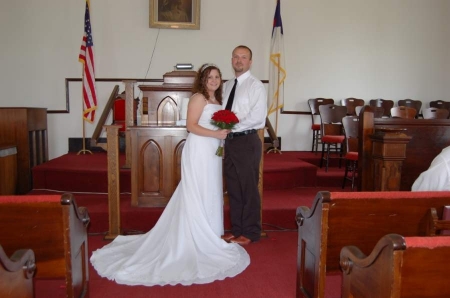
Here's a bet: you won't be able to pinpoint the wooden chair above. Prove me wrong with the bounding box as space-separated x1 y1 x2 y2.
0 246 35 298
357 105 385 119
398 98 422 116
318 104 347 171
422 107 450 119
341 97 364 115
390 106 417 119
429 99 450 112
342 116 359 190
369 99 394 117
307 98 334 153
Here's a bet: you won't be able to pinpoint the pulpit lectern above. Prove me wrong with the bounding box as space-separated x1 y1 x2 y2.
130 70 195 207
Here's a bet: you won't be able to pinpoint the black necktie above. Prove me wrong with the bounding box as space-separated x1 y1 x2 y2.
225 79 238 110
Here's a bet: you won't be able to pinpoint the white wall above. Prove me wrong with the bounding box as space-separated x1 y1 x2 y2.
1 0 450 159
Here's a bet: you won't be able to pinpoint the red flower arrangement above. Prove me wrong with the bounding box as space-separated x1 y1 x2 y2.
210 110 239 156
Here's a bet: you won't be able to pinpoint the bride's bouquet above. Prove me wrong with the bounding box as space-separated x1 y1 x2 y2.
210 110 239 157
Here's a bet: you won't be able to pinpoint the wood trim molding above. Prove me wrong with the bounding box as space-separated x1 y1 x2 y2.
60 78 310 115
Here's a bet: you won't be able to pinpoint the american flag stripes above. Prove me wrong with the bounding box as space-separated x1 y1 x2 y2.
79 0 97 123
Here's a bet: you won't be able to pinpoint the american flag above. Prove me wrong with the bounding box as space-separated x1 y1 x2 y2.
268 0 286 116
79 0 97 123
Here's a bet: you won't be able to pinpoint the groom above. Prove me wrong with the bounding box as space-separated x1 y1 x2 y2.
221 45 267 245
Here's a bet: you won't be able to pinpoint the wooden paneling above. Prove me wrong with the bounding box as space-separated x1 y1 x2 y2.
138 70 195 126
0 108 48 194
129 126 187 207
359 108 450 191
0 145 17 195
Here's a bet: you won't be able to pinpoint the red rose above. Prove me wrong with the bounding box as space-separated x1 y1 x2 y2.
211 110 239 129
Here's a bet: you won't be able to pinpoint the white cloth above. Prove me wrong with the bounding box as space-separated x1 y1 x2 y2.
222 70 267 131
412 146 450 191
90 104 250 286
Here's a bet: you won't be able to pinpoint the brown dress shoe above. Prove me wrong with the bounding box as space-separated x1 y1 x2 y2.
221 233 236 242
230 235 251 246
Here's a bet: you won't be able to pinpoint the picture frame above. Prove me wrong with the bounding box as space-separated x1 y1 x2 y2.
149 0 200 30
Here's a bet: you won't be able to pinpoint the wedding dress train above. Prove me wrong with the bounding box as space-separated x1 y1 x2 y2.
90 103 250 286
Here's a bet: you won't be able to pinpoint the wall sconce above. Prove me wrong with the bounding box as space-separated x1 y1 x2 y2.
175 63 193 70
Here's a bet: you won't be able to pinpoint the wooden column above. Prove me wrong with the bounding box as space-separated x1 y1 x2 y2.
0 145 17 195
123 80 136 169
258 129 266 237
370 128 412 191
104 125 122 240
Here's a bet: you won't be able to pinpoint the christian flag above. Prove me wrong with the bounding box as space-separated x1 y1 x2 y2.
79 0 97 123
268 0 286 115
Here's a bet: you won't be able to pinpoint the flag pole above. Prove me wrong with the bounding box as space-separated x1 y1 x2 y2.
78 70 93 155
275 55 280 136
267 55 282 154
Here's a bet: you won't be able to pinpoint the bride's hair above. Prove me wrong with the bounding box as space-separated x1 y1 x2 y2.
192 64 223 104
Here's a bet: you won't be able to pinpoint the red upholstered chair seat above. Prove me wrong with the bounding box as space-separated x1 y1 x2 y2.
345 151 358 161
318 104 347 172
322 135 345 143
308 98 335 153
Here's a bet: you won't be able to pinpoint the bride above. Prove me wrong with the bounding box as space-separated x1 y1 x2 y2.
90 63 250 286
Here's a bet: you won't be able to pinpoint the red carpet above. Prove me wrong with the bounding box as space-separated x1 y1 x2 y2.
32 151 343 193
35 232 299 298
30 152 345 233
32 152 131 193
29 151 346 298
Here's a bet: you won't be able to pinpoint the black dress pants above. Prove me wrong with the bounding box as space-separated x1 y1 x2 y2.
224 133 262 241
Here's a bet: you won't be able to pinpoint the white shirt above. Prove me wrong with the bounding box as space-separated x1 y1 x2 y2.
412 146 450 191
222 70 267 132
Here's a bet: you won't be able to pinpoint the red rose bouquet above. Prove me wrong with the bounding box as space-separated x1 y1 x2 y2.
210 110 239 156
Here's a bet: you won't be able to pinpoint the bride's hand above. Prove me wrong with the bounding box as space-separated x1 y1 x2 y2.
216 129 230 140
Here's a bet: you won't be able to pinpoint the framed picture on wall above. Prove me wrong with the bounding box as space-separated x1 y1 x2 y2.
149 0 200 30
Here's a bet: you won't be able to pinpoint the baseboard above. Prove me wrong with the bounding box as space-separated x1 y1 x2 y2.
68 137 126 153
69 137 277 153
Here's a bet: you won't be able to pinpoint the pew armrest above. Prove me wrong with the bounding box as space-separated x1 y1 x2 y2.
340 234 406 298
340 234 450 298
426 207 450 236
296 191 332 298
0 245 36 298
61 193 90 227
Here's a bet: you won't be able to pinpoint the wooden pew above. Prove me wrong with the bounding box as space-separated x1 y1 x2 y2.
359 107 450 191
0 245 35 298
295 190 450 298
0 193 90 298
340 234 450 297
426 206 450 235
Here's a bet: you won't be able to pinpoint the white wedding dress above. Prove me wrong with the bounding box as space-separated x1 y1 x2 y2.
90 103 250 286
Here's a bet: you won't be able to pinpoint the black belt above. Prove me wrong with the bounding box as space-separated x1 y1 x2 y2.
227 129 257 139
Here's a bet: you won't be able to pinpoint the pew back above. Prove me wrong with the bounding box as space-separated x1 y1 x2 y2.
0 193 89 298
296 191 450 298
340 234 450 298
